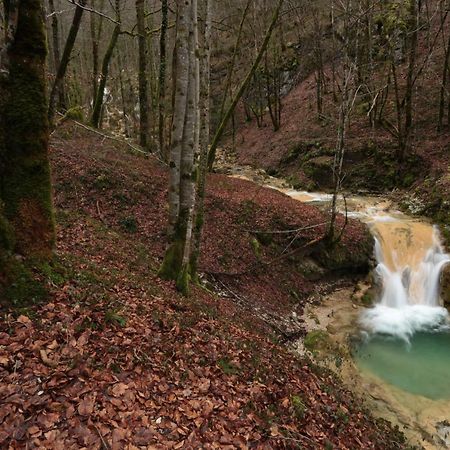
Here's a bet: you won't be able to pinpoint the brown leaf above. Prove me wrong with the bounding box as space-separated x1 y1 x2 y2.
111 382 128 397
78 394 96 416
17 315 31 325
40 349 58 368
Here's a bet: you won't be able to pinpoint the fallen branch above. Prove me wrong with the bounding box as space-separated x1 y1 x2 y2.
61 116 167 165
247 222 328 235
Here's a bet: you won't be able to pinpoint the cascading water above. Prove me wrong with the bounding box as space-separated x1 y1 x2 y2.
359 216 450 342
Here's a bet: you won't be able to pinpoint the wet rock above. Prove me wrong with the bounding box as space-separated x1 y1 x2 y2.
442 265 450 308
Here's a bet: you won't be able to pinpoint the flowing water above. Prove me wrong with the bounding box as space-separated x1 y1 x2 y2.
230 168 450 445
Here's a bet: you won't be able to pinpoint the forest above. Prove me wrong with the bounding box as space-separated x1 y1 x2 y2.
1 0 450 448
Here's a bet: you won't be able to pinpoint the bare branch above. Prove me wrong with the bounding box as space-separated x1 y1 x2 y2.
64 0 120 24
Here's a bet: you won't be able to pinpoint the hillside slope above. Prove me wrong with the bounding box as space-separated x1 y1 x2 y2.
0 122 407 449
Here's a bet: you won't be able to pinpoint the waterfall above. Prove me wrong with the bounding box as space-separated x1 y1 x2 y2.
360 219 450 342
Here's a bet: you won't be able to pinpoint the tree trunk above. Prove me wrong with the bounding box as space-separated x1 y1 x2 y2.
401 0 419 162
136 0 149 149
190 0 211 278
48 0 87 124
207 0 284 170
159 0 199 295
0 0 55 260
438 32 450 131
218 0 251 122
48 0 66 109
158 0 169 157
90 0 105 104
91 20 120 128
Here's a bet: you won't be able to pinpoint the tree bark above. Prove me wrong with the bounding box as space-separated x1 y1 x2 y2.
90 0 105 104
136 0 149 149
48 0 87 124
403 0 419 156
158 0 169 157
218 0 251 122
438 32 450 131
190 0 211 278
48 0 66 108
91 6 120 129
159 0 199 295
0 0 55 260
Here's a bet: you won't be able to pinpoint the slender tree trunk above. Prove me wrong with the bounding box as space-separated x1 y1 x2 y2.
48 0 66 108
190 0 211 278
404 0 419 147
117 52 130 137
91 19 121 128
48 0 87 124
218 0 251 121
0 0 55 260
136 0 149 149
438 32 450 131
90 0 105 104
159 0 195 294
158 0 168 157
207 0 284 170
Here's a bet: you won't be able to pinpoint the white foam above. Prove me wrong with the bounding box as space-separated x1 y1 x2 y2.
360 304 449 342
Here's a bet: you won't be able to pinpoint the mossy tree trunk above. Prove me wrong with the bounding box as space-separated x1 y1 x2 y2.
159 0 199 295
136 0 149 149
0 0 55 261
158 0 168 158
48 0 66 109
48 0 87 125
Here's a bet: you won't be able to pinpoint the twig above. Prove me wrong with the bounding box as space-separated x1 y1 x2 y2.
66 118 167 165
93 423 111 450
248 222 327 235
65 0 120 24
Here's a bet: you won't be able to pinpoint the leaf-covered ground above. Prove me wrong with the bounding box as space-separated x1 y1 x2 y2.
0 123 406 449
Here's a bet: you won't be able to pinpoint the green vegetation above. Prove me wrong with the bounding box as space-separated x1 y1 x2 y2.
304 330 331 353
119 216 138 233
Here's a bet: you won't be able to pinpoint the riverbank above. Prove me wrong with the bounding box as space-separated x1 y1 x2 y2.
299 286 450 450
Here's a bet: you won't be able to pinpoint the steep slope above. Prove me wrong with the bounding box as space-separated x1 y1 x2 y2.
0 122 406 449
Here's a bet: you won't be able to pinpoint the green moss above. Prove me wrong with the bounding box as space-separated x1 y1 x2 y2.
64 106 84 122
218 357 240 375
93 173 114 190
304 330 331 353
119 216 138 233
361 292 374 306
2 0 55 259
0 211 14 252
105 309 127 327
250 237 261 259
159 239 184 282
176 264 191 296
237 200 256 224
291 395 307 419
256 232 273 246
0 258 48 309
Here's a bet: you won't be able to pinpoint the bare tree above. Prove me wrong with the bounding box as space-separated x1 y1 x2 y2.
48 0 87 124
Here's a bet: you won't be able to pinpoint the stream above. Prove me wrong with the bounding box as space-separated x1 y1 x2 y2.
229 167 450 449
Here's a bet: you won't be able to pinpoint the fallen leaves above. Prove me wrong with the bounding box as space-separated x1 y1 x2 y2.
0 123 405 449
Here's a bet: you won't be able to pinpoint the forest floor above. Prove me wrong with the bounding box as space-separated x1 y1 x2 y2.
0 122 407 449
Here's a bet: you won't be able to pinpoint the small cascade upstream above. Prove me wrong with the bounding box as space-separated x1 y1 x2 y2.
360 216 450 341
